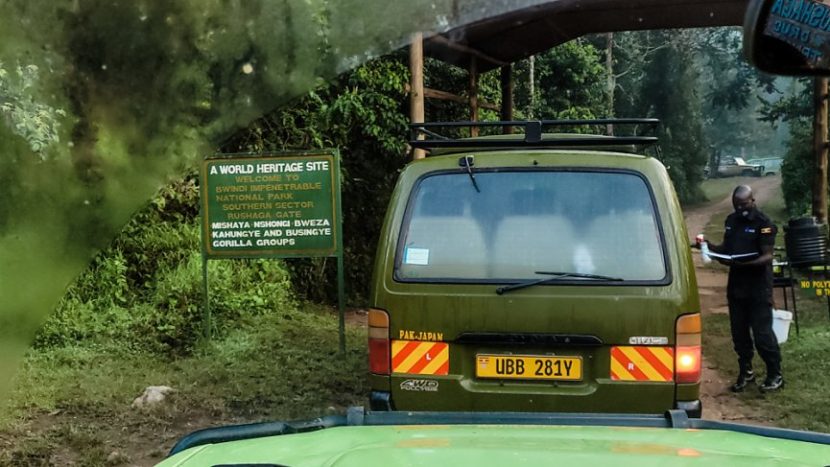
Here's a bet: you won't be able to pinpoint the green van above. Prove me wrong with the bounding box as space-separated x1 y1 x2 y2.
368 121 701 417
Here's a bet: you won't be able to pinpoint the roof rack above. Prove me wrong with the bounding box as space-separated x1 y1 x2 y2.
410 119 660 151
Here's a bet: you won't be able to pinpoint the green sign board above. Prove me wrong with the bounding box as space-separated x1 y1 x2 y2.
201 153 341 258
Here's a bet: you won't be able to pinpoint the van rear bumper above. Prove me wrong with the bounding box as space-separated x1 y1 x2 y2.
388 375 676 414
676 400 702 418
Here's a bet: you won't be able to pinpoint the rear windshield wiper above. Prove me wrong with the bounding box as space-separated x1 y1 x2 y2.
459 155 481 193
496 271 623 295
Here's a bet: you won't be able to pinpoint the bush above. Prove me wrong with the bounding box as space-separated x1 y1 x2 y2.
781 119 813 217
220 56 411 305
35 177 297 356
132 253 295 355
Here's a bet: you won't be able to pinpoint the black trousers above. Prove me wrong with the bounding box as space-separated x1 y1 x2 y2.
727 295 781 376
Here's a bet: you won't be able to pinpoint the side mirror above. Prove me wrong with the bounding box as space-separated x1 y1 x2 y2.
744 0 830 76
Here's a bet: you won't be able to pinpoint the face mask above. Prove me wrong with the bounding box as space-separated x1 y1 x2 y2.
738 207 754 218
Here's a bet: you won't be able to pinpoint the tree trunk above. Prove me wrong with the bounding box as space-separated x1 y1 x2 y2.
814 77 829 224
410 32 425 160
606 33 614 136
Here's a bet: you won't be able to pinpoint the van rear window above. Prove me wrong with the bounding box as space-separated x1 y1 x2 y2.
396 170 666 283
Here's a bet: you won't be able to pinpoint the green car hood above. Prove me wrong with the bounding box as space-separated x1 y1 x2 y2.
159 424 830 466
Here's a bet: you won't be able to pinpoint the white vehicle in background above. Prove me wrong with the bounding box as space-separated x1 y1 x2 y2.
704 156 763 178
746 157 783 176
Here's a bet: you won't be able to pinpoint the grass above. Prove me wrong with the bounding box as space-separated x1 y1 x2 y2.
703 289 830 432
0 178 370 465
1 307 368 465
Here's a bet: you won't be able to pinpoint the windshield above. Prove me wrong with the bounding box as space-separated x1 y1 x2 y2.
396 169 666 282
4 0 823 461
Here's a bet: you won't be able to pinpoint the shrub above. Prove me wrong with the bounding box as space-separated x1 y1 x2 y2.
780 119 813 217
35 176 297 356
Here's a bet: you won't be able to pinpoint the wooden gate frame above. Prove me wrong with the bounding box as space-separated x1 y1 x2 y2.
409 32 514 160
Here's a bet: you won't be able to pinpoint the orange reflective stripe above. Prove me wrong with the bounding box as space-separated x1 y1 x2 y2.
610 347 635 381
392 340 421 369
421 344 449 375
611 346 674 382
398 343 432 372
408 342 446 374
620 349 651 381
618 347 657 380
391 340 449 375
633 346 674 381
652 346 675 369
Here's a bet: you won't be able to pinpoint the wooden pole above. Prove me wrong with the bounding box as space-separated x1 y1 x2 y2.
500 65 513 134
605 33 615 136
814 77 828 224
469 57 479 137
528 56 535 119
410 32 426 160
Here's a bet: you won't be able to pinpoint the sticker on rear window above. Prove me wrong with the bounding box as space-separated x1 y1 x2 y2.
405 247 430 265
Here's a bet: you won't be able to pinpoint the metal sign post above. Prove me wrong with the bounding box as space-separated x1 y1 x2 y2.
200 151 346 353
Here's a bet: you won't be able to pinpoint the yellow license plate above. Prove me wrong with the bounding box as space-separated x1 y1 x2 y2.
476 354 582 381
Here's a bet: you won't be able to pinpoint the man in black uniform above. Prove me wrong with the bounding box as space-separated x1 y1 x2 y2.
705 185 783 392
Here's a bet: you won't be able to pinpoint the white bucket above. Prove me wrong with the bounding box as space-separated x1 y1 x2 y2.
772 309 793 344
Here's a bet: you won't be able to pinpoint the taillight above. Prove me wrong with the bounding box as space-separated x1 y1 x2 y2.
676 313 701 383
368 308 390 375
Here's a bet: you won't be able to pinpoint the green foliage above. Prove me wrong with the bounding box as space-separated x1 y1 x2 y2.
781 118 813 216
513 39 609 119
697 29 759 111
141 253 295 355
34 178 297 356
758 78 814 215
422 57 504 129
615 30 708 203
0 0 386 395
759 78 812 124
611 28 794 204
0 63 66 156
221 55 411 303
697 29 787 164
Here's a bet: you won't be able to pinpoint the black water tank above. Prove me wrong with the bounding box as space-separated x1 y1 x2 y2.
784 217 828 266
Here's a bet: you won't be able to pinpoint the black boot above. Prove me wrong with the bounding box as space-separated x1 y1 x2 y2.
760 374 784 393
730 369 755 392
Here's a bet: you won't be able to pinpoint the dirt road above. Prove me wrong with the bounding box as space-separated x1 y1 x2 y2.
684 175 782 423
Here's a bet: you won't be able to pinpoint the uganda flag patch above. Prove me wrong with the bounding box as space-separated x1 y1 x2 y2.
761 227 772 234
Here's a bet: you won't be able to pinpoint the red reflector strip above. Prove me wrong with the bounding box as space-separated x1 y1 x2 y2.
610 346 674 382
369 338 390 374
391 340 449 375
